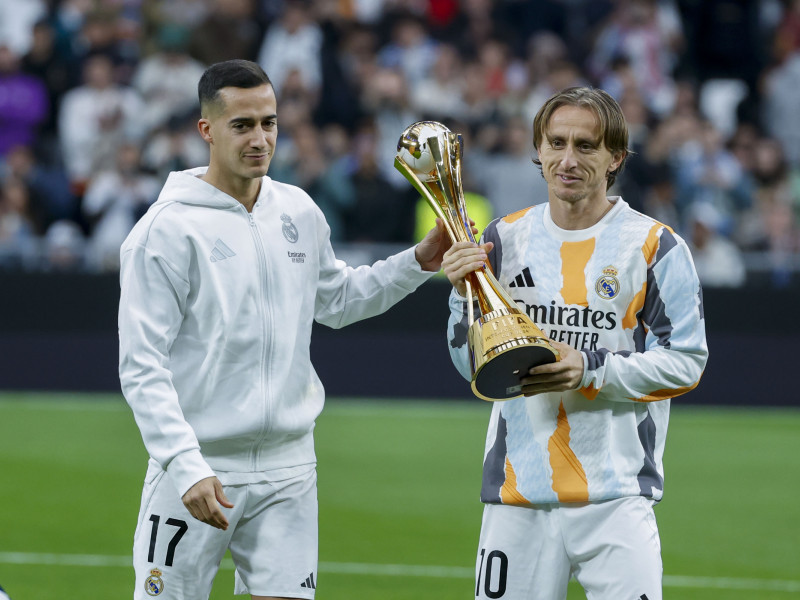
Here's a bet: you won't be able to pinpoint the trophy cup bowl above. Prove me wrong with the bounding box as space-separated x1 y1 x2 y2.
395 121 559 401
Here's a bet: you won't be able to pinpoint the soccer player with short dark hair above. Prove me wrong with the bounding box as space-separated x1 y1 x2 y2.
118 59 450 600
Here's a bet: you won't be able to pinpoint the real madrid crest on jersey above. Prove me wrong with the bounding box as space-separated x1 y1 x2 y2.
281 213 299 243
595 265 620 299
144 568 165 596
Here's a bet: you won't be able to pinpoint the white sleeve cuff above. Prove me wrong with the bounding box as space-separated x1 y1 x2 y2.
165 449 216 498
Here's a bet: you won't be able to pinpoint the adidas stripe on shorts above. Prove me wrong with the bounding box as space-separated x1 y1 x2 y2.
475 496 662 600
132 463 318 599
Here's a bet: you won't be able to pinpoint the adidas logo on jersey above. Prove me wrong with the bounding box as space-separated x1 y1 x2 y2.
508 267 535 288
300 573 316 589
210 239 236 262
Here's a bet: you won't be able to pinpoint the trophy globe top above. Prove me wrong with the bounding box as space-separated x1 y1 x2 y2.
396 121 452 183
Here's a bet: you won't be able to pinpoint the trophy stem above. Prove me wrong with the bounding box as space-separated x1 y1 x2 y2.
395 120 560 401
469 269 518 315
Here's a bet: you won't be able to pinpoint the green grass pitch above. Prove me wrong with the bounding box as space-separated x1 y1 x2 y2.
0 393 798 599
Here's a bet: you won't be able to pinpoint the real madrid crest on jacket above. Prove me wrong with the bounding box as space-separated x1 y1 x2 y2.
281 213 299 243
447 197 707 506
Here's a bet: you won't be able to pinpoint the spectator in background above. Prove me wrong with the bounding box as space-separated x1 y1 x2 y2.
22 19 81 150
131 24 205 133
42 218 86 272
257 0 323 97
521 58 586 121
0 0 46 56
518 31 571 115
360 66 417 187
312 11 368 129
268 120 355 242
0 176 38 268
737 137 798 286
70 8 136 80
673 119 754 234
774 0 800 63
612 90 656 213
58 53 145 191
525 31 570 85
476 38 513 103
438 0 500 56
141 113 209 180
188 0 261 66
468 115 550 218
377 13 439 88
0 46 49 159
2 145 76 233
687 201 746 288
142 0 211 32
411 43 467 121
763 50 800 165
82 140 160 271
588 0 683 117
50 0 95 52
458 60 500 127
641 162 680 231
683 0 763 93
646 85 702 171
345 120 416 243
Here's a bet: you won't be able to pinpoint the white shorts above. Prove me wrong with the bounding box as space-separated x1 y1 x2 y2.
132 465 318 599
475 497 662 600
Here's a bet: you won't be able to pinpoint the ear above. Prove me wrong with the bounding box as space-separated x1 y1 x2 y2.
608 150 626 174
198 118 212 144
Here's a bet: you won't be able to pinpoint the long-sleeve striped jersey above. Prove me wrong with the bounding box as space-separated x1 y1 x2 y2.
447 197 708 505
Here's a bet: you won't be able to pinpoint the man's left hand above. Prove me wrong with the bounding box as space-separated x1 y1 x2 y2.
520 341 585 396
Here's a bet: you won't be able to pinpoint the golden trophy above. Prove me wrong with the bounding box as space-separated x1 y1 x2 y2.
395 121 559 401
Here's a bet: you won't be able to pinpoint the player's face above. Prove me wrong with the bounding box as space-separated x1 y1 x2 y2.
537 105 624 207
200 84 278 183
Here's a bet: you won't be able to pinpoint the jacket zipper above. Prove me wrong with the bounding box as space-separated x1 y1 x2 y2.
247 208 273 470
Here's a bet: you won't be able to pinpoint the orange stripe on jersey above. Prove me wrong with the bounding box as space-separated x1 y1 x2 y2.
642 223 662 266
500 456 530 505
630 380 701 402
502 207 533 224
623 280 647 329
548 401 589 502
560 239 595 307
579 383 600 400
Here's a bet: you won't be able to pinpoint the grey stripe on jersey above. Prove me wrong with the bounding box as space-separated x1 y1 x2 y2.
636 410 663 497
483 219 503 278
480 412 509 504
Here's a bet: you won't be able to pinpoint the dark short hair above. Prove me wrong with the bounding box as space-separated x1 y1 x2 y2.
198 60 272 116
532 86 630 190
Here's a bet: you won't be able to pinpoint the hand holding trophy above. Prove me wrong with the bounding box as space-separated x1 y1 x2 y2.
395 121 559 401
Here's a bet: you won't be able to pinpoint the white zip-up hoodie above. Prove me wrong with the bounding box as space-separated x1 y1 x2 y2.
119 168 433 497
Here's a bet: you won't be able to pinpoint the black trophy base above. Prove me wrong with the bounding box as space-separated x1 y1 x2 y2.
471 344 558 401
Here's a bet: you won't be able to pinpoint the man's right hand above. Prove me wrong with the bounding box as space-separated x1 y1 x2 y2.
181 476 234 530
442 240 494 296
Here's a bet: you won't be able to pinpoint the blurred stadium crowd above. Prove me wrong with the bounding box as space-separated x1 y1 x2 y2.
1 0 799 288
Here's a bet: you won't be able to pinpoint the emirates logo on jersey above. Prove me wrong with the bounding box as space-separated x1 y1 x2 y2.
595 265 620 299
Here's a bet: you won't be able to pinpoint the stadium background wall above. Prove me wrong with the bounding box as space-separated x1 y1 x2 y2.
0 272 795 407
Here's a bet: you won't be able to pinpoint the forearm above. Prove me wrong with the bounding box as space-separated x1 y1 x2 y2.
579 343 707 402
315 246 433 328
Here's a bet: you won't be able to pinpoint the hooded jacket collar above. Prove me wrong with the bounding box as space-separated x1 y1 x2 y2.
154 167 274 210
